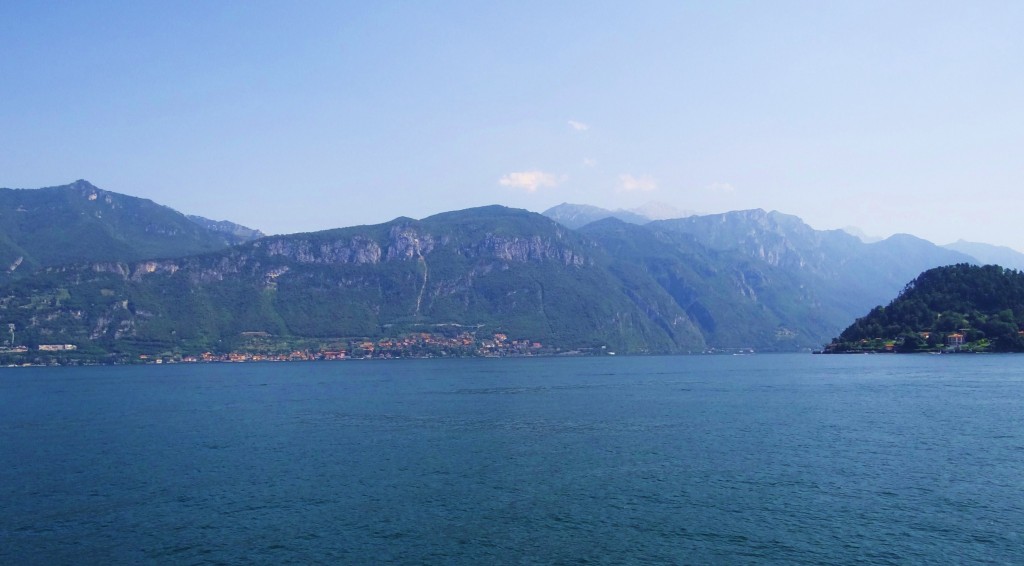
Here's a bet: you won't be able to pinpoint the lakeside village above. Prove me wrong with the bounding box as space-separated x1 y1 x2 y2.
179 330 554 363
0 328 587 366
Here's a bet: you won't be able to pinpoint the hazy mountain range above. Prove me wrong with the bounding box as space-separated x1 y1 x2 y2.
543 202 1024 270
541 202 695 229
0 180 1019 360
941 240 1024 272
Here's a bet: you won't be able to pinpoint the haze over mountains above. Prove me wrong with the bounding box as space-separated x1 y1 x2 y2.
0 180 1018 360
541 202 695 230
941 240 1024 272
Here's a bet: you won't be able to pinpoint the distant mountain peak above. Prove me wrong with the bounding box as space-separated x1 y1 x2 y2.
943 239 1024 271
698 208 806 233
841 225 883 243
628 201 695 221
543 202 697 229
65 180 111 200
542 203 650 229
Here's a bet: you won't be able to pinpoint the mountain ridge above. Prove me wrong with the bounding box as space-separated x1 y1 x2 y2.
542 202 695 229
943 240 1024 271
0 183 1008 363
0 205 707 361
0 180 263 279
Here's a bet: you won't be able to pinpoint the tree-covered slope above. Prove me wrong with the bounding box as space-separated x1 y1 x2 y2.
826 264 1024 352
0 180 260 278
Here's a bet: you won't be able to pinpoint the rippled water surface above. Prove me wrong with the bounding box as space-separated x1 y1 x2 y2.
3 354 1024 564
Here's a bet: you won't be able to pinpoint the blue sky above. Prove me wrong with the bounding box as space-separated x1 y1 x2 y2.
2 1 1022 250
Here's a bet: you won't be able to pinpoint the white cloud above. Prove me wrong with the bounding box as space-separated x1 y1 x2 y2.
568 120 589 131
618 174 658 192
583 157 597 167
707 181 735 193
499 170 562 193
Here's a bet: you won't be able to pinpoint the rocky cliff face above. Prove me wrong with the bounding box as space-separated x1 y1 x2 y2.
259 236 385 265
247 220 587 269
472 234 585 265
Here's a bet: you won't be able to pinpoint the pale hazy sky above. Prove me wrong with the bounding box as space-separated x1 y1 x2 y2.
2 1 1022 250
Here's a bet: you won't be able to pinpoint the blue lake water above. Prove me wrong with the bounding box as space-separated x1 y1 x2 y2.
2 354 1024 564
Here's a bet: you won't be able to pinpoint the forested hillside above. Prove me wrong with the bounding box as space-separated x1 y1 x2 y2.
0 180 260 279
826 264 1024 352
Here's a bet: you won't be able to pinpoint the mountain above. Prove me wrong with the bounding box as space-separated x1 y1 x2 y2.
542 203 650 229
0 189 999 362
647 209 975 343
628 201 696 221
580 219 841 350
825 264 1024 353
943 240 1024 271
542 202 696 229
841 226 883 243
186 215 265 245
0 180 260 278
0 206 707 360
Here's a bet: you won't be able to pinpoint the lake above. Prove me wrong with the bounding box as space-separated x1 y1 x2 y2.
3 354 1023 564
